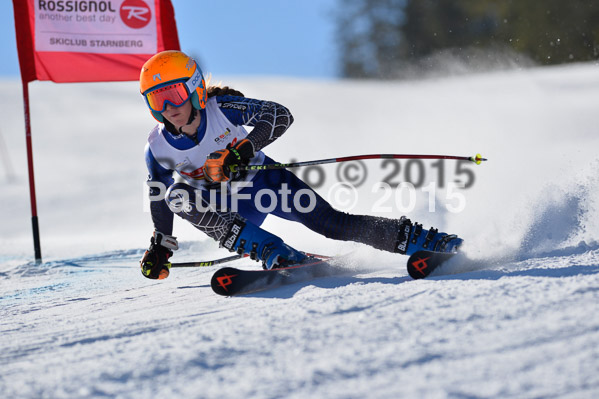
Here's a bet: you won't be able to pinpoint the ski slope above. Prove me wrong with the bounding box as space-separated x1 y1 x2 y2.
1 63 599 398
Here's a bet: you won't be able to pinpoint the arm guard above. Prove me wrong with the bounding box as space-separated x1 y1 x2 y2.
216 95 294 151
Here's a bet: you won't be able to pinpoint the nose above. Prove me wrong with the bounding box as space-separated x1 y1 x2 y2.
162 103 178 116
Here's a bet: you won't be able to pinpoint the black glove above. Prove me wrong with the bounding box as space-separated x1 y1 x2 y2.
140 232 178 280
203 138 254 183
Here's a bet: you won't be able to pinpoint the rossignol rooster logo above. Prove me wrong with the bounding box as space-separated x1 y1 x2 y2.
216 273 238 292
120 0 151 29
411 256 431 277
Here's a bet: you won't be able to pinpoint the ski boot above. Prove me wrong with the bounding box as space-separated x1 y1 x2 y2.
221 216 306 269
395 217 463 255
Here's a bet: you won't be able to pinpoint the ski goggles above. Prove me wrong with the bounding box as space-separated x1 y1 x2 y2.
143 67 204 113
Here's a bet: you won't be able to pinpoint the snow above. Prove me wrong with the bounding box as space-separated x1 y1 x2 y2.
2 63 599 398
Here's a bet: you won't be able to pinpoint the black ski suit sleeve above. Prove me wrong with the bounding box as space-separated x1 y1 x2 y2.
215 95 294 151
145 143 175 235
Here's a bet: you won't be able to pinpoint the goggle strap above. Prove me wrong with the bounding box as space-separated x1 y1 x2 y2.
185 64 203 93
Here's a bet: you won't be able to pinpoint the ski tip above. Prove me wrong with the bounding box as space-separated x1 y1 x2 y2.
210 267 242 296
407 252 433 279
407 250 456 280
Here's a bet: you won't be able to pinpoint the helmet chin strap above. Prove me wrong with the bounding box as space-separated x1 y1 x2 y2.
177 108 198 135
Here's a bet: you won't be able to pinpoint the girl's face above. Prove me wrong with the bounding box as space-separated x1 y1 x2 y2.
161 100 192 127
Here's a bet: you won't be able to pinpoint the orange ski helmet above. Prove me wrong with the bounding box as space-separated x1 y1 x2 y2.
140 50 207 122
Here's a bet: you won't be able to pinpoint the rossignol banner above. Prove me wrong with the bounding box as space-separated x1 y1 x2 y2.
35 0 158 54
13 0 180 82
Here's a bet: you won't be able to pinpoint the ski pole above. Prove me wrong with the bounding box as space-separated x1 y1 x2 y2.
231 153 487 173
171 254 246 268
170 252 332 268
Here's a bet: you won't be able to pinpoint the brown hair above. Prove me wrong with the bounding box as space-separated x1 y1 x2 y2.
207 85 244 98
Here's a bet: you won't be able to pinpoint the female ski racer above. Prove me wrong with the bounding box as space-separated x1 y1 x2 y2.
139 50 463 279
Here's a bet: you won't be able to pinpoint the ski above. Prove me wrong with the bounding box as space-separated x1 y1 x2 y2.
406 250 456 279
209 249 457 295
211 256 339 296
